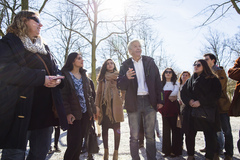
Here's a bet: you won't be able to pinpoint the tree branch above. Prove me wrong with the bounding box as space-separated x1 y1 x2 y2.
231 0 240 14
39 0 48 13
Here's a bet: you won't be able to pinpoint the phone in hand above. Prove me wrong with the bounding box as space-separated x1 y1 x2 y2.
51 76 65 80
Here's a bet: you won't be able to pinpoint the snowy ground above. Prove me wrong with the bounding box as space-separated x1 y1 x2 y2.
1 113 240 160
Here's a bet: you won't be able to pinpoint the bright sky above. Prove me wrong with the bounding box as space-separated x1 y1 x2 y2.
143 0 239 73
42 0 239 73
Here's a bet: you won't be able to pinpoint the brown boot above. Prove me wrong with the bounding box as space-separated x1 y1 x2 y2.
187 156 195 160
224 155 232 160
113 150 118 160
103 149 109 160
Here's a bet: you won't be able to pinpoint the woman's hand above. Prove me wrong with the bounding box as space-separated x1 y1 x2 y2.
178 99 183 105
191 100 200 108
169 96 177 102
44 76 61 88
189 99 194 106
67 114 75 124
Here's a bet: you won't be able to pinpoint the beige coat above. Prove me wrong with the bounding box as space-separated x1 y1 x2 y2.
95 80 124 124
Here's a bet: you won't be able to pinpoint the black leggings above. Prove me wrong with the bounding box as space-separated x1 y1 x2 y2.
102 123 121 150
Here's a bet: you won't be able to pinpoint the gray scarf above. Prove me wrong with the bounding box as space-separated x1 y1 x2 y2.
20 36 47 55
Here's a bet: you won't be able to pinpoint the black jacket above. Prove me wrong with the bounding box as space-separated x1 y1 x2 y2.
61 69 96 120
117 56 164 112
181 73 221 133
0 33 68 149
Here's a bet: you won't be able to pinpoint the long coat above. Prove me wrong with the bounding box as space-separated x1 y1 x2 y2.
61 70 96 120
117 56 164 112
95 79 124 125
228 57 240 116
0 33 68 149
181 73 221 133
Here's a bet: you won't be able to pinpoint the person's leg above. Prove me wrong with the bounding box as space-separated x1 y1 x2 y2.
113 123 121 150
26 126 53 160
220 113 233 157
1 149 25 160
161 116 171 156
155 114 160 138
169 116 182 156
185 130 197 156
138 115 144 147
102 124 109 149
128 109 141 160
72 113 89 160
216 130 224 154
142 96 157 160
54 126 61 151
64 120 83 160
204 123 217 159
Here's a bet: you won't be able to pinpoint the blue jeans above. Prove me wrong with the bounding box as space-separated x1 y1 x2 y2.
127 95 156 160
217 130 224 152
1 127 53 160
220 113 233 156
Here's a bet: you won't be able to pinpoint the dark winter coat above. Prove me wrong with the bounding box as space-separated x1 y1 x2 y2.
228 57 240 116
0 33 68 150
181 73 221 133
117 56 164 112
61 70 96 120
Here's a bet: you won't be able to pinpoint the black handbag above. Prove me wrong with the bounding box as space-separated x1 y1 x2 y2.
86 119 99 154
191 106 215 122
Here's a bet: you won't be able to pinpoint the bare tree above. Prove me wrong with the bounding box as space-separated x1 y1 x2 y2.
200 28 233 69
228 30 240 57
197 0 240 26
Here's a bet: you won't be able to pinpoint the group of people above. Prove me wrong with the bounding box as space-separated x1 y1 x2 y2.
0 10 239 160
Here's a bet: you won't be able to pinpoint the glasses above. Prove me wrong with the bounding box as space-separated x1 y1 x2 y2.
27 17 40 23
193 63 201 67
165 71 172 74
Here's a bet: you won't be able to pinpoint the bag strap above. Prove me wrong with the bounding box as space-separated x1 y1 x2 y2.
36 54 50 75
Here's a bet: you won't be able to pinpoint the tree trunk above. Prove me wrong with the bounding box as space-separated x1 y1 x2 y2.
91 0 98 87
21 0 28 10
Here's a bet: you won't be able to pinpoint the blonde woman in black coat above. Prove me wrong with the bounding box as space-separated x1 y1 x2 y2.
181 59 221 160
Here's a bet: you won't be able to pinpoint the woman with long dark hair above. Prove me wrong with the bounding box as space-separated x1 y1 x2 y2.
181 59 221 160
61 52 96 160
95 59 124 160
158 68 182 157
0 10 68 160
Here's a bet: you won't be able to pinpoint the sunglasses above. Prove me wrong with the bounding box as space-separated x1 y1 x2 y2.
27 17 40 23
165 71 172 74
193 63 201 67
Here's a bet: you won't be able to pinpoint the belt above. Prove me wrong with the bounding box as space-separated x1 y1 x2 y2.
137 95 149 98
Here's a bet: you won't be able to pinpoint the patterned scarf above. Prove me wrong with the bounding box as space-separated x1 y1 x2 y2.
20 36 47 55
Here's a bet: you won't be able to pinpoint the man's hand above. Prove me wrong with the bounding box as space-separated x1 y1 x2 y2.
67 114 75 124
126 68 136 79
191 100 200 108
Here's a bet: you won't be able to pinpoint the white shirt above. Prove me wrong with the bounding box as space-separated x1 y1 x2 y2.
163 81 180 96
132 57 149 95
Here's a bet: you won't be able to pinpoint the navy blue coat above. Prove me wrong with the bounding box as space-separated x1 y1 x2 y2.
117 56 164 112
0 33 68 149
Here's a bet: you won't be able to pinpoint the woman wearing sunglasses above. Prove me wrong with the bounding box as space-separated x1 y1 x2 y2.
181 59 221 160
158 68 182 157
0 10 68 160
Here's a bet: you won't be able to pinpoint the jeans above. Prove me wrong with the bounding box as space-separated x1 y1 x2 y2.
1 149 25 160
220 113 233 156
1 127 53 160
217 130 224 152
26 127 53 160
127 95 157 160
